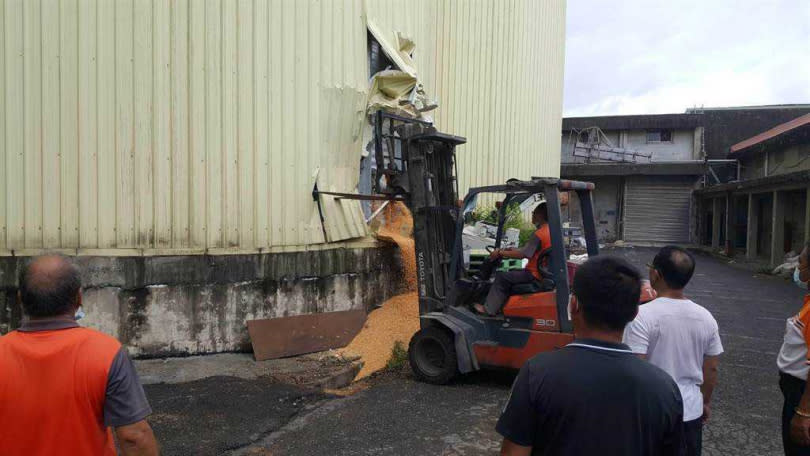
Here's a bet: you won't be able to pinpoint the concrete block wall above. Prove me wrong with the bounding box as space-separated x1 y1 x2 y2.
0 245 404 357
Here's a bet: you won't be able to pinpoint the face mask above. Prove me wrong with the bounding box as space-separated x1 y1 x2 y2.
794 268 808 290
74 306 85 321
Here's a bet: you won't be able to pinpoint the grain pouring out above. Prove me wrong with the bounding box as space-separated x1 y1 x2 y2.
341 202 419 379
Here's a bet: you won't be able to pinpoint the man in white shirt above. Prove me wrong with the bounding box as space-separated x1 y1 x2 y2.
624 246 723 456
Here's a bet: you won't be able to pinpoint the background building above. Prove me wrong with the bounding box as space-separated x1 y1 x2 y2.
561 113 706 244
696 113 810 266
0 0 567 355
561 105 810 245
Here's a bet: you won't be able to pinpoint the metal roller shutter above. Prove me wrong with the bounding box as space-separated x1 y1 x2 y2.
623 176 695 243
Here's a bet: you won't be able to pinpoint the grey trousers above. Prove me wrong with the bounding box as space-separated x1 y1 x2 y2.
484 269 535 315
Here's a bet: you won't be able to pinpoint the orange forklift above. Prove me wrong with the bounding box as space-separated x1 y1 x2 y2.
316 113 652 384
341 112 605 384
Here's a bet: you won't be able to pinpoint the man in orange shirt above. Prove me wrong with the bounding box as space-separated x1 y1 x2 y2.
778 242 810 455
0 255 159 456
475 203 551 316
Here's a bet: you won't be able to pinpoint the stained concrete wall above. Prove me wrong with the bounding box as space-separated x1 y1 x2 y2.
740 144 810 180
0 245 403 357
561 129 697 164
563 177 621 242
768 144 810 176
624 129 696 161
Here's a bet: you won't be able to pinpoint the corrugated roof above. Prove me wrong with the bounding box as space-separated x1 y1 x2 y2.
729 113 810 156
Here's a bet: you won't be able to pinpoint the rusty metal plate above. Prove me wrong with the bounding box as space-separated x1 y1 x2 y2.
247 310 366 361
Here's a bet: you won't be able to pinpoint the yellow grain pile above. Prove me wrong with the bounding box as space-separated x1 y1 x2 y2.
342 202 420 379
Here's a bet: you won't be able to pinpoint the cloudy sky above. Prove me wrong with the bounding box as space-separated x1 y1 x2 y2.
563 0 810 117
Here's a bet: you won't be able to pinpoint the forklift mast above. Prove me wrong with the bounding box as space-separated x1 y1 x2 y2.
372 111 600 330
373 112 466 316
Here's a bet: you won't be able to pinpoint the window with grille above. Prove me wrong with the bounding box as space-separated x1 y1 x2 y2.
646 129 673 143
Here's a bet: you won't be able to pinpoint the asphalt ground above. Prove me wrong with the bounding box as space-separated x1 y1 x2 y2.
147 247 805 455
145 376 329 455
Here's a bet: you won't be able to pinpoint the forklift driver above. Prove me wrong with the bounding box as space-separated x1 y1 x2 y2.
474 202 550 316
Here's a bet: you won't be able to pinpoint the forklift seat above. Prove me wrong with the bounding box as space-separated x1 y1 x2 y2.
510 278 555 295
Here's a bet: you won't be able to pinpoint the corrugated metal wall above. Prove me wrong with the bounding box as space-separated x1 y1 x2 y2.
0 0 566 254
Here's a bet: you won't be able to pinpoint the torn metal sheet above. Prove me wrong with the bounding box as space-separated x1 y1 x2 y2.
247 309 367 361
312 87 370 243
366 18 437 119
367 70 420 117
367 19 418 77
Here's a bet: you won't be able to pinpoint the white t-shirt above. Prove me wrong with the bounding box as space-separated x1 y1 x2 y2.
623 297 724 422
777 296 810 380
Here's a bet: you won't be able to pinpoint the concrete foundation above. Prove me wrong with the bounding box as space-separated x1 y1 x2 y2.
0 244 403 357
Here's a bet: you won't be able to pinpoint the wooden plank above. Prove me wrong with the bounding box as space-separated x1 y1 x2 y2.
237 0 254 249
253 0 269 248
97 0 116 248
188 0 206 248
170 0 189 248
77 0 98 248
153 0 172 248
23 0 43 248
60 0 80 248
205 0 222 248
41 0 61 248
133 0 153 247
222 0 238 247
116 0 135 247
247 309 366 361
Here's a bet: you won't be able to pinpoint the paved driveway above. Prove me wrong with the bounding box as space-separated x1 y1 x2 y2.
151 247 805 455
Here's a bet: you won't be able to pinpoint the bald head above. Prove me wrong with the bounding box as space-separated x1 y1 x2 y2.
18 255 82 318
651 246 696 290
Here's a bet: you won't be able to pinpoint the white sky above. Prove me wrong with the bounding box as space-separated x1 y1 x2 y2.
563 0 810 117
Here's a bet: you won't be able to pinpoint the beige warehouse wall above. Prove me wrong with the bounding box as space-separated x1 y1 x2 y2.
0 0 566 254
1 0 368 253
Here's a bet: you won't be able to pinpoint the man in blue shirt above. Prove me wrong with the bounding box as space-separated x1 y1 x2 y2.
497 256 684 456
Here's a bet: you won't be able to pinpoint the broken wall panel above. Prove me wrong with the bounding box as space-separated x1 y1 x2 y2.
366 0 567 195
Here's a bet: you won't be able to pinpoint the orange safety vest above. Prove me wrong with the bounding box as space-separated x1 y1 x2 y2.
0 326 121 455
525 224 551 280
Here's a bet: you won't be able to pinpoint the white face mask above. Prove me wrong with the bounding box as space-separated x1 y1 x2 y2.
74 306 85 321
794 268 808 290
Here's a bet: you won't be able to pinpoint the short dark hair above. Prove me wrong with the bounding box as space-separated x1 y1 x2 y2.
572 256 641 331
652 246 695 290
18 256 82 317
533 202 548 220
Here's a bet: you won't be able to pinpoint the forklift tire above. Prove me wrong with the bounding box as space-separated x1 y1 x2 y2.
408 326 458 385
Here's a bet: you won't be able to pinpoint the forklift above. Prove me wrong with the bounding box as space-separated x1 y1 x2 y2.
318 112 601 384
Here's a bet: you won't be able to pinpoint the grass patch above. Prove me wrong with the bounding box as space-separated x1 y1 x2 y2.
386 340 408 371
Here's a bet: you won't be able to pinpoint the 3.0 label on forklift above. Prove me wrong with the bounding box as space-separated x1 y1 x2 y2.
536 319 556 328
